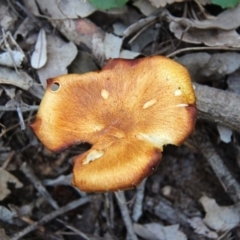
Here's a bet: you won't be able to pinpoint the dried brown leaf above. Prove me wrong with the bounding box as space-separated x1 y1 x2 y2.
0 5 16 30
167 3 240 30
119 50 140 59
14 17 37 39
134 223 159 240
149 0 186 8
188 217 218 239
37 34 77 88
197 0 211 4
203 52 240 76
134 223 187 240
177 52 240 82
31 29 47 69
35 0 96 18
227 71 240 95
0 66 33 90
133 0 157 16
200 196 240 232
0 50 25 68
216 125 232 143
0 228 10 240
170 22 240 47
0 168 23 201
104 33 122 59
23 0 40 16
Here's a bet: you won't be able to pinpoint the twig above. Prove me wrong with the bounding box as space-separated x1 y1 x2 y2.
0 228 11 240
20 162 59 210
6 0 23 18
195 83 240 133
190 126 240 203
10 196 90 240
104 193 115 230
148 195 189 226
132 179 147 222
5 91 26 130
151 23 161 54
0 115 35 138
1 29 24 74
1 151 15 169
0 105 38 112
16 105 25 130
43 173 87 197
57 219 92 240
123 16 157 39
14 1 45 27
115 191 138 240
166 46 240 58
43 174 72 187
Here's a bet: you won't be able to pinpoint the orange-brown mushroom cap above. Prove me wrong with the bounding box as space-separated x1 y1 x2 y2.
31 56 197 192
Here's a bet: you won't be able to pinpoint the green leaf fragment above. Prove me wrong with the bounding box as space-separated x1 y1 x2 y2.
211 0 240 8
88 0 128 10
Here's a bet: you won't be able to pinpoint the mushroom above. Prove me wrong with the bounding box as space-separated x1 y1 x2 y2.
31 56 197 192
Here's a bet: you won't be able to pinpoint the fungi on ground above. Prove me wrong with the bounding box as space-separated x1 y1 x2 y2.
31 56 197 192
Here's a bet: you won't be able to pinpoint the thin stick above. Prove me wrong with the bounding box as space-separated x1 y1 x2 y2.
1 151 15 169
115 191 138 240
132 179 147 222
16 105 25 130
191 126 240 203
10 196 90 240
123 16 157 39
167 46 240 58
0 115 35 138
0 105 38 112
57 219 92 240
20 162 59 210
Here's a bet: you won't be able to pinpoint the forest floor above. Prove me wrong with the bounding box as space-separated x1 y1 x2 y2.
1 0 240 239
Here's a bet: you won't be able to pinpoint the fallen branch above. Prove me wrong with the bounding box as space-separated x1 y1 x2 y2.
195 83 240 133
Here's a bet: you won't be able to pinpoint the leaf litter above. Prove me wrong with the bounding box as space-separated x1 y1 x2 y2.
30 29 47 69
0 168 23 201
1 0 240 239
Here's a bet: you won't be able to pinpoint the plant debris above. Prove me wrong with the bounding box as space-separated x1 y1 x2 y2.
1 0 240 239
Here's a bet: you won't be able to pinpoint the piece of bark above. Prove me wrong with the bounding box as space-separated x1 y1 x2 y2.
195 83 240 133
